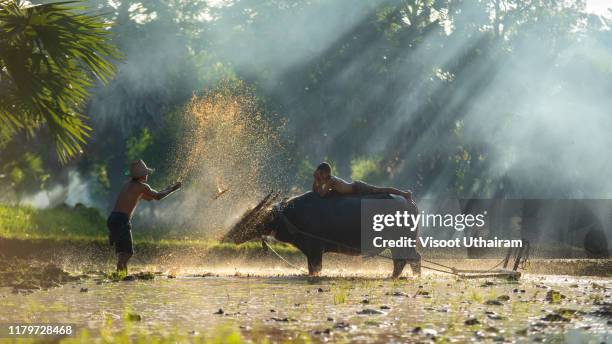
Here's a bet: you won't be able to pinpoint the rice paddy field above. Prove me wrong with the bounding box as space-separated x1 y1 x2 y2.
0 253 610 343
0 205 610 343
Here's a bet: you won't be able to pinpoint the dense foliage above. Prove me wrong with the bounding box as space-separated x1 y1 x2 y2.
1 0 611 207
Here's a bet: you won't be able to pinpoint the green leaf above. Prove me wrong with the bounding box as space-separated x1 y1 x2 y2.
0 0 121 163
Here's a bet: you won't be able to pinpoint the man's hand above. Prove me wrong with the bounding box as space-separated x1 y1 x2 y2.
171 181 182 191
142 182 178 201
144 181 182 201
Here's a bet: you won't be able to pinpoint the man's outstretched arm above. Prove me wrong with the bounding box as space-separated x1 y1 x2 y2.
141 182 182 201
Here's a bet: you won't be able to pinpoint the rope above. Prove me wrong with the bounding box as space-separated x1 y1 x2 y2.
421 264 460 276
261 238 308 273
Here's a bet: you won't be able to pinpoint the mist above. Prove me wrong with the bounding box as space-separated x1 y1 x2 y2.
10 0 612 246
201 0 612 199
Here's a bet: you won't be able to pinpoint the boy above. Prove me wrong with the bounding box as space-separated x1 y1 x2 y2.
107 159 182 274
312 162 413 201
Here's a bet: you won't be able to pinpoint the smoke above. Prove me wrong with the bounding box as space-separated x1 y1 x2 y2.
21 170 97 208
463 30 612 198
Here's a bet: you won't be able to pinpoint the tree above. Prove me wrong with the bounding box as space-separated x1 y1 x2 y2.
0 0 120 162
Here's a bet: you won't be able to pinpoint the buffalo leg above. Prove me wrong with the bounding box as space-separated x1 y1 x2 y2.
408 250 421 276
409 259 421 276
391 247 421 278
392 259 407 278
307 250 323 276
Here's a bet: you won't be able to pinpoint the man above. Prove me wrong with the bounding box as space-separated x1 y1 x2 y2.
312 162 413 201
107 159 182 274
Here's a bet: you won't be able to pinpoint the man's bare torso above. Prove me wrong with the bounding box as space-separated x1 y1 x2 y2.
112 180 150 217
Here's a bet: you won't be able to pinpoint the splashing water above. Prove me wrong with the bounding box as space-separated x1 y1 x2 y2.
165 79 288 234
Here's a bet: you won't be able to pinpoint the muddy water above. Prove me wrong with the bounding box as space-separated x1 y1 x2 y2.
0 269 610 343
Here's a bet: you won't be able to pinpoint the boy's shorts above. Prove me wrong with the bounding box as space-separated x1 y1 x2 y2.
352 180 370 194
107 212 134 254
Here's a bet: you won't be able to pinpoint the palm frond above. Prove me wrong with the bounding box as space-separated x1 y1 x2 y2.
0 0 121 163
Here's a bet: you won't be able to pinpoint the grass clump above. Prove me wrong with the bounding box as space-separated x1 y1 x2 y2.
105 270 128 282
332 283 351 304
208 241 300 258
0 204 105 239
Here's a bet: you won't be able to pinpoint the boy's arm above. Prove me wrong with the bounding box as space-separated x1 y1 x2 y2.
141 182 182 201
314 178 332 197
318 184 329 197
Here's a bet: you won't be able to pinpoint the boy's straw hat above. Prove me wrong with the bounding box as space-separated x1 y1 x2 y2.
126 159 154 178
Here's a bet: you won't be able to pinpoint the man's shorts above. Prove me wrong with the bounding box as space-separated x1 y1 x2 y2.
107 212 134 254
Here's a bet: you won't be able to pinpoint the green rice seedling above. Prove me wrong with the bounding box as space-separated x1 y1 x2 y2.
333 283 350 305
468 289 483 303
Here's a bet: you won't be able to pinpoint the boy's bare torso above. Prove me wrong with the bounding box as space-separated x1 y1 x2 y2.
313 176 353 196
312 172 413 202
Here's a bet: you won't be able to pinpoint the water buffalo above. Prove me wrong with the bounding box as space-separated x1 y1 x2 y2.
223 191 421 278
